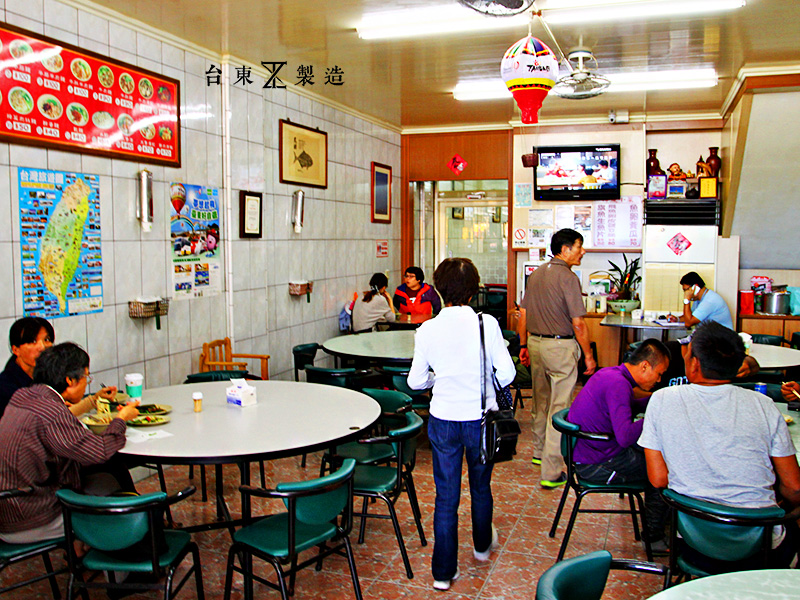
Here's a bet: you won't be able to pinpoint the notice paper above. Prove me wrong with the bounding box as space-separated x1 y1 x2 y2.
126 429 174 444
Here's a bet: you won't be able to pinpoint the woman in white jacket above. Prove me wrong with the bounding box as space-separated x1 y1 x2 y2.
407 258 515 591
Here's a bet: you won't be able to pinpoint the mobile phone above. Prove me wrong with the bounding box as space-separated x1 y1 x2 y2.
692 284 700 296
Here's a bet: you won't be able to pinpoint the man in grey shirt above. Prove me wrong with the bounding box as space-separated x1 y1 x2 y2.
639 322 800 567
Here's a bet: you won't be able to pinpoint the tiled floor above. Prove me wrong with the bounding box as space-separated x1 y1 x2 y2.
3 396 668 599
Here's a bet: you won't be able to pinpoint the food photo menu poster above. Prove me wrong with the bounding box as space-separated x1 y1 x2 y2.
18 167 103 319
0 23 180 166
169 183 222 299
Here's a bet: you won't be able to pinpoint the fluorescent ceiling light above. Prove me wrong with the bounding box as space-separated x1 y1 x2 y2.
543 0 745 25
454 68 717 99
357 4 528 40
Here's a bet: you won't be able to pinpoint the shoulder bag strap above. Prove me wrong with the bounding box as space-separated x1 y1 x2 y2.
478 312 487 414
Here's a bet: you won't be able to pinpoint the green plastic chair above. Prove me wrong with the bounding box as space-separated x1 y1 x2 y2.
535 550 669 600
550 409 652 562
223 459 361 600
305 366 366 388
378 365 431 411
319 388 412 476
292 343 321 381
183 369 249 383
56 486 203 600
0 487 65 599
732 381 784 402
353 411 427 579
661 488 800 583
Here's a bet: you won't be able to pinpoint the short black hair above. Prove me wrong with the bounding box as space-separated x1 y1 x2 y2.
364 272 389 302
404 266 424 283
434 258 479 306
628 339 671 368
550 228 583 257
33 342 89 393
9 317 54 350
584 168 594 176
689 322 745 380
599 160 609 168
679 272 705 288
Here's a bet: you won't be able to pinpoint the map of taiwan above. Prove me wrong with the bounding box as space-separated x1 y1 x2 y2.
38 178 92 313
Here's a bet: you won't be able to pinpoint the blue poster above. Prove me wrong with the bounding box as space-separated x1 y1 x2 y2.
18 168 103 318
169 183 221 298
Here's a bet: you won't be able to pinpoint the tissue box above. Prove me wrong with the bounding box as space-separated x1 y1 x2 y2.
226 379 257 406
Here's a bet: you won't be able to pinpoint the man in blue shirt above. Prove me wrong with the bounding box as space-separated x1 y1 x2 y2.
679 272 733 330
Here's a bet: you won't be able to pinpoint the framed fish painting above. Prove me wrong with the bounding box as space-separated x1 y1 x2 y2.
371 162 392 224
279 120 328 189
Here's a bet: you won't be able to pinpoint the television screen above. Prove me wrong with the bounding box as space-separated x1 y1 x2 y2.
534 144 620 200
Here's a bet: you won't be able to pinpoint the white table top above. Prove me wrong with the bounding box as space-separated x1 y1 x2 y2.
118 381 380 464
749 343 800 369
648 569 800 599
323 330 417 362
600 314 688 332
778 402 800 458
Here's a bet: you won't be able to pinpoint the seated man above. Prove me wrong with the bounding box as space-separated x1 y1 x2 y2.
676 271 733 329
568 339 671 548
393 266 441 316
0 343 139 544
640 322 800 570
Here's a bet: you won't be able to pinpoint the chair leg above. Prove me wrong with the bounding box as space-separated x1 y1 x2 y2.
288 555 298 596
343 535 363 600
156 464 175 527
357 496 369 544
223 546 237 600
549 481 572 538
163 566 175 600
200 465 208 502
556 491 586 562
259 461 266 488
634 493 652 561
301 453 307 468
192 543 205 600
41 551 62 600
627 494 642 541
382 495 414 579
404 472 427 546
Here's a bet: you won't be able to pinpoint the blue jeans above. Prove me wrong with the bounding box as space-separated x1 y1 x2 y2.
428 416 494 581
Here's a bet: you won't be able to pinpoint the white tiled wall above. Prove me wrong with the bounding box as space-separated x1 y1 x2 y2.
0 0 402 387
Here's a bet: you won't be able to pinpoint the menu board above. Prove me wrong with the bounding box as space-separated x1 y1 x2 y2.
592 197 643 249
0 23 180 167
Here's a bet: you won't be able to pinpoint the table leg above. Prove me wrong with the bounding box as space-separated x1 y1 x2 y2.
239 462 254 600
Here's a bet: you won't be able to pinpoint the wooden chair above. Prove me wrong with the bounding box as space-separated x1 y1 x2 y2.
199 337 270 380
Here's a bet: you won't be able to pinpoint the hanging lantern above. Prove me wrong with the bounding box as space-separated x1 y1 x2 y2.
501 36 559 124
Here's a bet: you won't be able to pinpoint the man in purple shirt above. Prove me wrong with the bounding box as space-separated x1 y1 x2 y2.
568 339 671 548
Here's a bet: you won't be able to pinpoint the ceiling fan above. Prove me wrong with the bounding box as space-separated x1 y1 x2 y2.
552 47 611 99
456 0 536 17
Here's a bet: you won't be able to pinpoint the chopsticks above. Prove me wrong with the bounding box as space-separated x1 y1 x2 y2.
782 382 800 401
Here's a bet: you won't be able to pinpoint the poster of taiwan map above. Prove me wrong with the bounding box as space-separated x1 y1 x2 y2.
18 168 103 318
169 182 221 299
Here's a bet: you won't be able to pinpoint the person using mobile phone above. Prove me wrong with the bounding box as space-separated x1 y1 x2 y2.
678 272 734 330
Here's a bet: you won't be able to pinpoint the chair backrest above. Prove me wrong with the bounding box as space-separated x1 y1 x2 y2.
536 550 612 600
305 366 356 387
751 334 788 346
292 343 320 381
56 489 167 552
200 337 232 372
277 459 355 525
389 411 424 467
184 369 248 383
502 329 521 357
552 408 579 460
662 488 784 563
361 388 412 414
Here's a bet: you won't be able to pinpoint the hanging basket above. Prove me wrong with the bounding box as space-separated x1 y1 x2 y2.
128 299 170 318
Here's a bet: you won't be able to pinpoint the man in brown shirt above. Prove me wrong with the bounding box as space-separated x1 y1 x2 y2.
518 229 596 487
0 343 139 544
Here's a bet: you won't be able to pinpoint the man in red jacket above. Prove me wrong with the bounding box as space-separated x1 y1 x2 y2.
393 266 441 316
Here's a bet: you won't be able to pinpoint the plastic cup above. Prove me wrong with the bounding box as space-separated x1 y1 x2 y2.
124 373 144 401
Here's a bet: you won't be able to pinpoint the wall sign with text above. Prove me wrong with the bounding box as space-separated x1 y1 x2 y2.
0 23 180 167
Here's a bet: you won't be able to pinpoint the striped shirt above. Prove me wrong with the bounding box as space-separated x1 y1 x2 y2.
0 384 127 533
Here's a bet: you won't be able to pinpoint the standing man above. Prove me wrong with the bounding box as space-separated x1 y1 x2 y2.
518 229 596 488
678 272 733 329
393 266 442 316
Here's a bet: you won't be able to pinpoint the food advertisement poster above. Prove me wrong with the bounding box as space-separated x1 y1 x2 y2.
170 183 222 299
18 167 103 318
0 23 180 166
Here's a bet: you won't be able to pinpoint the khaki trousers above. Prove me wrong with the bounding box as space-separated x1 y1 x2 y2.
528 335 580 481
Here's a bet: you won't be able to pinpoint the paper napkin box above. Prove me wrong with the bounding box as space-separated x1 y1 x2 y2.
226 379 257 406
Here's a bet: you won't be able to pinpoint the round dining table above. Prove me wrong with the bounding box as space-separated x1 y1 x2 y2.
118 380 380 531
648 569 800 599
322 330 416 364
748 343 800 369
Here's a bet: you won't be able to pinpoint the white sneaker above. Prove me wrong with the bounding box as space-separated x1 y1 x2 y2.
473 524 500 561
433 567 459 591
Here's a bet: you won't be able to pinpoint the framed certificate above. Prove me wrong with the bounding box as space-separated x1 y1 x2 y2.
239 191 262 238
699 177 718 199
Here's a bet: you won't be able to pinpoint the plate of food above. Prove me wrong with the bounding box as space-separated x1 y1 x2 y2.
137 404 172 416
785 415 794 425
92 110 114 130
66 102 89 126
37 94 63 120
9 40 33 59
138 77 153 99
41 52 64 73
82 414 113 434
9 87 33 115
70 58 92 82
129 415 170 427
119 72 135 95
139 123 156 140
158 125 173 141
97 65 114 88
117 113 133 136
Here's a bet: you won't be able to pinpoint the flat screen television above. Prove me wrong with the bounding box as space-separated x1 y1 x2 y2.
534 144 620 200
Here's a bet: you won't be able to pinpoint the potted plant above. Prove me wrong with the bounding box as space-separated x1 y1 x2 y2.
591 255 642 314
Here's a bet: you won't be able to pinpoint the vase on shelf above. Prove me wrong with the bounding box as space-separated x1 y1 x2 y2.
646 149 664 177
705 147 721 177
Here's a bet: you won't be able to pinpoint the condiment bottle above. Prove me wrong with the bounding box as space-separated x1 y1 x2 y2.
193 392 203 412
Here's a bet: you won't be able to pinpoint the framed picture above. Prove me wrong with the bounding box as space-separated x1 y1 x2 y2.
699 176 718 199
239 191 262 238
492 207 502 223
279 120 327 189
452 207 464 220
647 174 667 200
666 181 688 199
370 162 392 223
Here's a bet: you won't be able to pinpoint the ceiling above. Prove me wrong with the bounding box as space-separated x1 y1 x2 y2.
87 0 800 130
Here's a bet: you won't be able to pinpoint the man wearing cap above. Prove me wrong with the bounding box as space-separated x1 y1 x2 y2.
640 322 800 569
518 228 596 488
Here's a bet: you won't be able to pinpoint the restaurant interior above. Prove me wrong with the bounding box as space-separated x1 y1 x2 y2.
2 0 800 598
